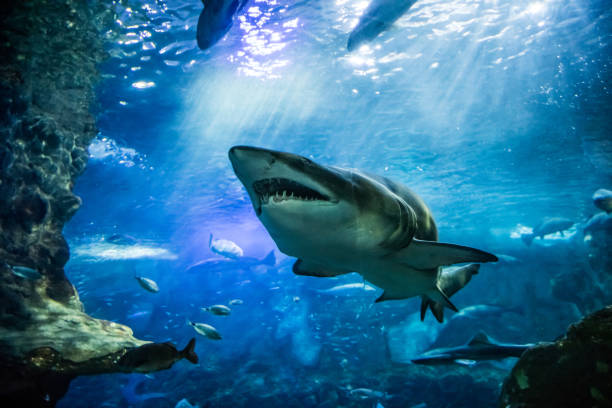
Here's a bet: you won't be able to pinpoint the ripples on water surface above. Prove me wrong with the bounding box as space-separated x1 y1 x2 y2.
61 0 610 406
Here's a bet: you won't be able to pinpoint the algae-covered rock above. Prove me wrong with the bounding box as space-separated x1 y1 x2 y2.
0 2 196 406
499 306 612 408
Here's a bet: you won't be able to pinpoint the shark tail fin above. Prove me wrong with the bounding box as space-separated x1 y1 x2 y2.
181 338 198 364
521 233 534 246
420 295 446 323
208 233 213 248
261 250 276 266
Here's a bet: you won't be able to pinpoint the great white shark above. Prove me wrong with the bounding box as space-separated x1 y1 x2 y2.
228 146 497 319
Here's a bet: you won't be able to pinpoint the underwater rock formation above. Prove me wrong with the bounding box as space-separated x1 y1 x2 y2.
499 306 612 408
0 2 195 406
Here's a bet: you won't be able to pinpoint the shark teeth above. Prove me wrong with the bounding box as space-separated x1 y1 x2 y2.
253 178 329 205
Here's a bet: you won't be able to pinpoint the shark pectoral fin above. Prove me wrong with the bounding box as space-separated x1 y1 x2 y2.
428 284 458 313
375 291 408 303
292 259 351 277
399 239 498 269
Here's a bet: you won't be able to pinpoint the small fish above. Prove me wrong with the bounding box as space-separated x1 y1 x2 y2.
349 388 389 400
10 265 42 280
228 299 244 306
201 305 231 316
317 282 377 295
293 296 301 303
209 233 243 259
593 188 612 213
119 338 198 372
189 321 222 340
135 276 159 293
127 311 151 320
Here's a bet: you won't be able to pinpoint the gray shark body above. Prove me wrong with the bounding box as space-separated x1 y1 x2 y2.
197 0 249 50
347 0 418 51
411 332 533 365
229 146 497 318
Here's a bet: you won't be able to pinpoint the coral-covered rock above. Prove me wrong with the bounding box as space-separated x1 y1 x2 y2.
499 306 612 408
0 2 196 406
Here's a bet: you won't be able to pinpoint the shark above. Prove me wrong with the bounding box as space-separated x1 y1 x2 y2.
347 0 418 51
185 250 275 273
228 146 497 318
411 331 534 365
196 0 249 50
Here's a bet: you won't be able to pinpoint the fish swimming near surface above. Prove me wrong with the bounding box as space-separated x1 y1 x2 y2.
521 217 574 246
189 321 222 340
186 250 275 273
209 233 243 259
228 146 497 321
118 338 198 372
135 276 160 293
411 331 533 365
202 304 231 315
347 0 418 51
420 263 479 323
196 0 249 50
229 298 244 305
593 188 612 213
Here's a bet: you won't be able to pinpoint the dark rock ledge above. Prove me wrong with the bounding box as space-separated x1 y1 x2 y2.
0 2 194 406
499 306 612 408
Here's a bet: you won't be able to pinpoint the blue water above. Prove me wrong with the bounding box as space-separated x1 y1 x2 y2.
59 0 610 406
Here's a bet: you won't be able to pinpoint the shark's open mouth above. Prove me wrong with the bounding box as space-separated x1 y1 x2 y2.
253 178 330 211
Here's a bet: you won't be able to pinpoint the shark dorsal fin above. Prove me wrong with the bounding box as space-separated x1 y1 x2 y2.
468 331 493 346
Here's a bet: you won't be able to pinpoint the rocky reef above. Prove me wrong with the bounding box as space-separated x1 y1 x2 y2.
0 2 195 406
499 306 612 408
